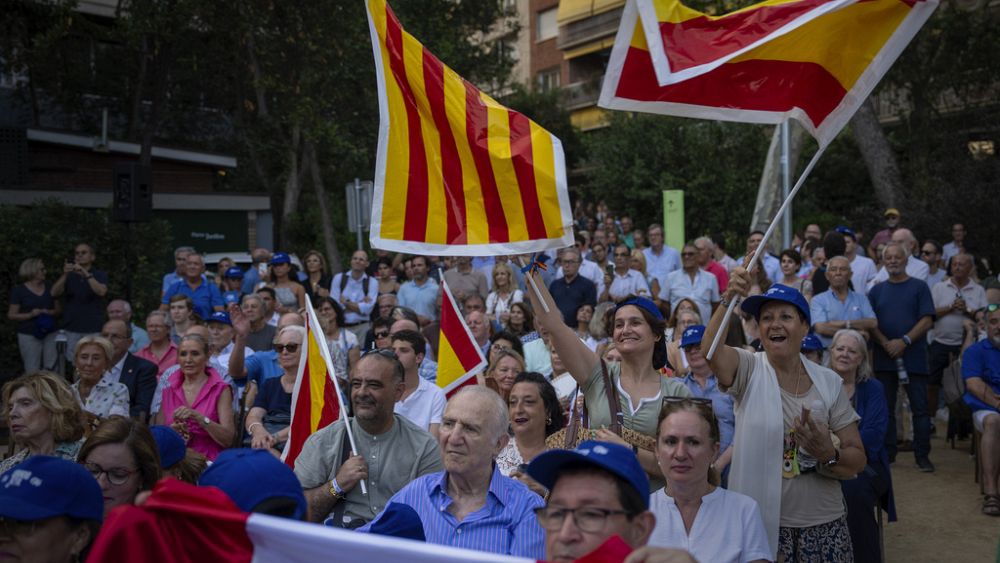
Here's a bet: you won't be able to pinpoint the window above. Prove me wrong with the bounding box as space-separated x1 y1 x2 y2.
536 68 560 92
536 8 558 42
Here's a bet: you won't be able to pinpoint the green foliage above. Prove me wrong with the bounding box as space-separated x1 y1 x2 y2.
580 112 770 245
0 201 174 371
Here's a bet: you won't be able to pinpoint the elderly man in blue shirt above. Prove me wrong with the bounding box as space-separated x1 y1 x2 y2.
360 385 545 558
810 256 877 348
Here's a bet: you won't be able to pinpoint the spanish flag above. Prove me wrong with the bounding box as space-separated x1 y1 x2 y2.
600 0 938 146
281 298 345 468
436 276 488 396
365 0 574 255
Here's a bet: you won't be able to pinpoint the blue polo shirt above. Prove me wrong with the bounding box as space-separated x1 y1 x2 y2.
549 275 596 326
868 278 935 374
162 279 224 321
962 338 1000 413
809 289 877 347
397 278 440 321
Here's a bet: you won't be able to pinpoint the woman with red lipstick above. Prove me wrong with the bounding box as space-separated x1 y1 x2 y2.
0 372 86 475
526 268 690 492
153 334 235 461
497 372 565 484
703 260 866 562
648 398 771 562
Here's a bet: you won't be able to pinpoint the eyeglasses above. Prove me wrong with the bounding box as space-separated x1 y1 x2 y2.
273 343 301 354
920 250 936 256
374 330 391 339
534 506 631 533
84 462 137 486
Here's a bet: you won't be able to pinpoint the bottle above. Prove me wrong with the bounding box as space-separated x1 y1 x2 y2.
895 357 910 385
798 399 828 470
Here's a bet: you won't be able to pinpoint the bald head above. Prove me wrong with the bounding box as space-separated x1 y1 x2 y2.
278 312 305 330
391 318 420 335
890 228 917 254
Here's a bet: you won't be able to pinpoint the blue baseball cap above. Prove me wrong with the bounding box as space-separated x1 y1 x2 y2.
223 291 242 305
527 440 649 509
224 266 245 279
741 284 811 325
801 333 824 352
368 503 426 541
835 226 856 240
207 311 231 326
680 325 705 348
0 456 103 522
269 252 291 265
199 448 306 521
150 425 186 468
615 296 663 321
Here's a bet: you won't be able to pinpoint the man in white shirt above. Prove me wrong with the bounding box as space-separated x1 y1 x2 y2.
738 231 781 284
660 244 720 323
607 246 651 302
391 330 446 439
837 226 876 294
922 240 947 288
869 228 930 288
331 250 379 341
942 223 966 265
643 224 681 290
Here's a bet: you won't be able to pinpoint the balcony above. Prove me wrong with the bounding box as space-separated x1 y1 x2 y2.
558 7 624 50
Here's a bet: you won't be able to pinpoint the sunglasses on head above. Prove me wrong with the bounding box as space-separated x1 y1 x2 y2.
363 347 399 360
274 343 300 354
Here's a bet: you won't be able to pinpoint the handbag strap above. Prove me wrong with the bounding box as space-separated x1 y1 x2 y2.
329 421 356 527
600 359 623 435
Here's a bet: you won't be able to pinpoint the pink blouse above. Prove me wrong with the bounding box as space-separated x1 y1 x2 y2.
136 342 179 378
160 367 229 460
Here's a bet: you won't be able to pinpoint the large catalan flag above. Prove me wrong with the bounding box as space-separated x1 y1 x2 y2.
600 0 938 146
365 0 574 256
281 298 345 468
436 276 488 396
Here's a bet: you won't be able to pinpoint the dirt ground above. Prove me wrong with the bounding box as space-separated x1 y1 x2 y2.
884 433 999 562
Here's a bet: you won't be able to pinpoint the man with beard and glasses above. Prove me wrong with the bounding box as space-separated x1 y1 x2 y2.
294 350 442 528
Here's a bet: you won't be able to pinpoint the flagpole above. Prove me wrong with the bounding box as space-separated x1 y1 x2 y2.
705 142 828 361
304 297 368 495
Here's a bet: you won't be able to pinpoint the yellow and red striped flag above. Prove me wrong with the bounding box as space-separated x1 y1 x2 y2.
281 299 345 468
365 0 574 255
600 0 938 146
436 276 488 396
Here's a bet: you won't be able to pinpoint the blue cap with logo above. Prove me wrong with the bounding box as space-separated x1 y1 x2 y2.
740 283 811 325
0 456 103 522
801 333 825 352
199 448 306 521
835 226 856 241
527 440 649 508
150 425 187 468
680 325 706 348
207 311 231 326
269 252 291 265
224 266 245 279
223 291 242 305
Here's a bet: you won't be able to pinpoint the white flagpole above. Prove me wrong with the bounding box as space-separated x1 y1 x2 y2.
706 142 828 360
304 297 367 495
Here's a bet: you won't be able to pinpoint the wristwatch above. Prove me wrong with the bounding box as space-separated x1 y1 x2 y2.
203 416 211 426
902 335 912 346
823 449 841 468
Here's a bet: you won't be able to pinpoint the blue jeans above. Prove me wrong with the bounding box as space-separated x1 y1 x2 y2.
876 371 931 460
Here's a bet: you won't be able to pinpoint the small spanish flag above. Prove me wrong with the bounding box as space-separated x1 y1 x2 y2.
281 298 343 468
365 0 574 255
600 0 938 146
436 276 488 396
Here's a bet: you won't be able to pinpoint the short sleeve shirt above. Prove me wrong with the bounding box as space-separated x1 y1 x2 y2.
62 270 108 333
868 278 935 373
9 284 56 335
394 377 447 431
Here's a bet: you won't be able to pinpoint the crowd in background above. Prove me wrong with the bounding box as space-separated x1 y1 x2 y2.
3 202 1000 562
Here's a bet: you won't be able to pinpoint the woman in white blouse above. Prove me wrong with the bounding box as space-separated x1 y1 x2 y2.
486 262 523 326
72 336 129 420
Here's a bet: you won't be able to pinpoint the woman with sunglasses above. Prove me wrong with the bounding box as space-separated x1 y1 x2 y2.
676 326 735 482
154 333 234 461
526 268 690 491
649 398 771 562
78 416 162 517
702 261 866 561
245 326 306 455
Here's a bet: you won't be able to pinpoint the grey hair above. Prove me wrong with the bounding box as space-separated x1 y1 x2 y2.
693 236 714 250
881 241 908 261
75 335 113 363
451 385 509 444
109 299 132 314
274 325 306 344
241 294 263 307
826 329 873 382
146 310 169 324
174 246 196 258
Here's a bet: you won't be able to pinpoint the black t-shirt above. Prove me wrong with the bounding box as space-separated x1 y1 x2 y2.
9 283 55 335
62 269 108 333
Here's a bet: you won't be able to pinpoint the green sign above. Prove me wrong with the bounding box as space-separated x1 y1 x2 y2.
662 190 685 251
157 210 249 254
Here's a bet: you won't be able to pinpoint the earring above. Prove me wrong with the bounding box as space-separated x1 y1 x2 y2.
546 417 552 425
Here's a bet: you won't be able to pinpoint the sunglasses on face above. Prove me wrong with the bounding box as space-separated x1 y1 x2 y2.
274 343 300 354
374 330 391 339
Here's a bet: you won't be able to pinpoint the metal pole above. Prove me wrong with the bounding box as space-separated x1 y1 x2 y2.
354 178 363 251
780 120 792 250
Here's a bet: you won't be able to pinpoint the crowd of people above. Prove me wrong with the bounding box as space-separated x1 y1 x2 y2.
3 204 999 562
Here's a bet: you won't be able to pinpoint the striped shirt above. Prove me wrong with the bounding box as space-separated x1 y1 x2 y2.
359 465 545 558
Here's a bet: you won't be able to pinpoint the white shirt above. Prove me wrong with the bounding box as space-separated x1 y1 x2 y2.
394 377 446 431
648 487 772 563
869 255 930 289
330 271 378 325
659 268 720 324
608 269 651 301
644 246 681 288
931 278 988 346
942 241 963 264
849 254 877 295
105 354 128 384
